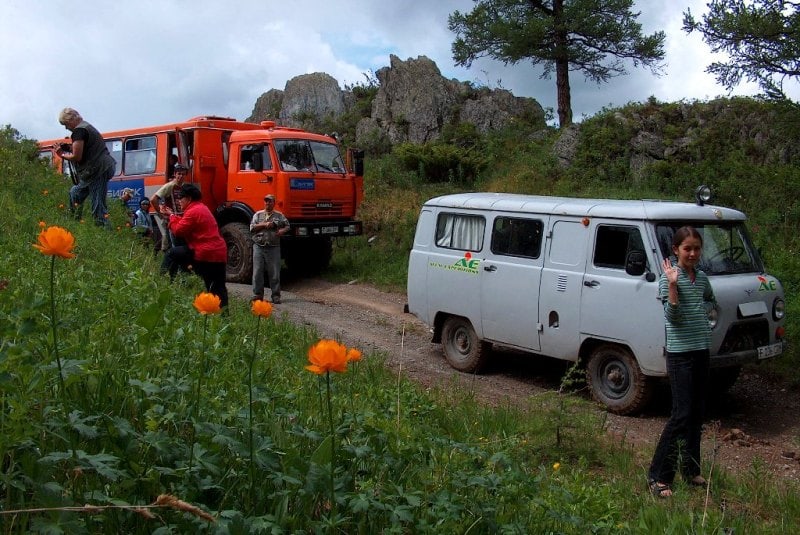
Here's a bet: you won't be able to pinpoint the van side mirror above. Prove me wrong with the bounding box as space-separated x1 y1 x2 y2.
625 250 653 280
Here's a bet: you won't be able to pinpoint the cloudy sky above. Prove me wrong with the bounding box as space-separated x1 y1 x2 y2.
0 0 772 142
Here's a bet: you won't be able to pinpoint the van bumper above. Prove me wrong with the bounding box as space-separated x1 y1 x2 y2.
710 339 786 368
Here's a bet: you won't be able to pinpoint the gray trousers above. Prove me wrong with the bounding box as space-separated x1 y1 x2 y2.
252 244 281 299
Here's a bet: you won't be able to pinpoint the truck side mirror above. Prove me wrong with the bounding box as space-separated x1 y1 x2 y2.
625 250 648 277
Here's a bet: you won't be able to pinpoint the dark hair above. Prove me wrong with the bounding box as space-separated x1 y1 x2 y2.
177 183 202 201
672 226 703 248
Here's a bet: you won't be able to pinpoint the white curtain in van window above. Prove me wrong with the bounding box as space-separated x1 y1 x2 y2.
436 214 484 251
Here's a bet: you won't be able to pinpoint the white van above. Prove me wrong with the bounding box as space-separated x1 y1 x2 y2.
406 188 786 414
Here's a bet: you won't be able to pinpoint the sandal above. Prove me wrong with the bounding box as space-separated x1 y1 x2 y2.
649 480 672 498
689 475 708 487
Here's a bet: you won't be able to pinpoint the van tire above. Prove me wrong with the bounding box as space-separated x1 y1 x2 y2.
587 344 652 415
221 222 253 283
441 316 488 373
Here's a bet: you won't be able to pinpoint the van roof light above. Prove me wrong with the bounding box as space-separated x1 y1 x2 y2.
695 184 712 206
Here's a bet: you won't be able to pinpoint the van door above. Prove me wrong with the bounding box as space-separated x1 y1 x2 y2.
480 215 544 350
580 222 663 373
538 218 589 359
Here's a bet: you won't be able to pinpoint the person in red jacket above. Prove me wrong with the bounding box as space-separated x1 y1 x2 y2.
161 183 229 307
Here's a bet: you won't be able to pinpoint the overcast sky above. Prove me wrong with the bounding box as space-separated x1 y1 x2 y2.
0 0 774 142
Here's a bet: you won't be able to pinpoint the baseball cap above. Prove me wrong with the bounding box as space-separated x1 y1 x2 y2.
264 194 276 201
174 163 188 172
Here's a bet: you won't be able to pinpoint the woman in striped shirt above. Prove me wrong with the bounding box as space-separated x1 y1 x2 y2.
649 226 716 498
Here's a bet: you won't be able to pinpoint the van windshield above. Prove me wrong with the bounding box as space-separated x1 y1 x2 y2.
655 223 764 275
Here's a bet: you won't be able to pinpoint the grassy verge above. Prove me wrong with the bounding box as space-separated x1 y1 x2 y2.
2 127 799 532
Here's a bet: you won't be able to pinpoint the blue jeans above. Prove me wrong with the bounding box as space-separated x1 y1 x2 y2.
649 349 709 484
252 244 281 300
69 164 114 226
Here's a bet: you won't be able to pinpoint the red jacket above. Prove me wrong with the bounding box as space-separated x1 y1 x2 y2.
168 201 227 263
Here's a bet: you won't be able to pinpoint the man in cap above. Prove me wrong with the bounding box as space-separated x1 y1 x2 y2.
151 163 188 252
250 193 290 303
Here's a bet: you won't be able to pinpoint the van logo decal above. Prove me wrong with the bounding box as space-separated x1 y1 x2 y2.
757 275 777 292
429 252 481 274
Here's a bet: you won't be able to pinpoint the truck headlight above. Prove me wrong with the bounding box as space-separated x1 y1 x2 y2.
773 298 785 321
707 305 718 329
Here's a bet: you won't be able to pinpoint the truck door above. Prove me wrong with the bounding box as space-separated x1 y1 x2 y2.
580 222 663 372
480 215 544 350
538 218 589 359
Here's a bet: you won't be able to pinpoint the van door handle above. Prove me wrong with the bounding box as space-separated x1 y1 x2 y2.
484 265 497 272
583 280 599 288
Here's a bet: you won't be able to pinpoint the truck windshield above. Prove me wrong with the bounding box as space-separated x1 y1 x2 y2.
275 139 345 173
655 222 764 275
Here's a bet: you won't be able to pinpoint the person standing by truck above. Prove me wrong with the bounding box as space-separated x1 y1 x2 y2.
648 226 716 498
151 163 188 252
54 108 116 226
250 194 289 304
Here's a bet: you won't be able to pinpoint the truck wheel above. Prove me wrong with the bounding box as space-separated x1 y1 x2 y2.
441 316 488 373
285 237 332 275
587 344 652 415
221 222 252 283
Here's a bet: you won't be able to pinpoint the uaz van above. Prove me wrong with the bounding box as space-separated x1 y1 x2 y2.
405 188 786 414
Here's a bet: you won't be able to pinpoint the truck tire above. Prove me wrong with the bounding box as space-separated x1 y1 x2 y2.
441 316 489 373
285 236 332 275
221 222 252 283
587 344 652 415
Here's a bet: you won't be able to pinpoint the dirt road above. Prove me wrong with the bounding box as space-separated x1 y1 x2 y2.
229 278 800 483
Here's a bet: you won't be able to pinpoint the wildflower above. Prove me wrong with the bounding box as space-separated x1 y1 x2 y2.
58 203 65 209
32 226 76 259
346 348 362 362
553 462 561 471
251 299 273 318
38 221 46 228
42 189 49 195
193 292 222 315
305 339 348 375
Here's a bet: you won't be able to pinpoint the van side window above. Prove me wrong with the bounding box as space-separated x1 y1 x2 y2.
594 225 644 269
123 136 156 175
435 213 485 251
491 217 544 258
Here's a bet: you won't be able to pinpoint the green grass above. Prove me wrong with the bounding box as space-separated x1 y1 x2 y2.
2 118 800 532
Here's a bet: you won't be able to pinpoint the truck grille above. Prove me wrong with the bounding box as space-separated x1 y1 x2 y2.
718 319 769 354
293 201 353 218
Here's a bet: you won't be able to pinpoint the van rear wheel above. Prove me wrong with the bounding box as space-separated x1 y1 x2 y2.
441 316 488 373
587 344 652 415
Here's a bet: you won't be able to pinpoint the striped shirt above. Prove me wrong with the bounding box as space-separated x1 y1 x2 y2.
659 267 716 353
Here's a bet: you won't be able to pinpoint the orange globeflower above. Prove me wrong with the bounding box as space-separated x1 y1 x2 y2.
32 226 76 259
193 292 222 315
38 221 46 228
346 348 362 362
306 339 349 375
251 299 273 318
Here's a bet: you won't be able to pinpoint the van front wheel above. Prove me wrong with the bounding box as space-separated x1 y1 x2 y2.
441 317 488 373
587 344 652 415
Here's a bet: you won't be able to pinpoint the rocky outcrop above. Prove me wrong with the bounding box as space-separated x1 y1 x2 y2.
247 55 545 145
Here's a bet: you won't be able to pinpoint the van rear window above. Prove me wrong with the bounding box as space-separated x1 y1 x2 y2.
435 213 485 251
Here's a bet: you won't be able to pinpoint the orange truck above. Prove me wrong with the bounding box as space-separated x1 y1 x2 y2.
39 116 364 281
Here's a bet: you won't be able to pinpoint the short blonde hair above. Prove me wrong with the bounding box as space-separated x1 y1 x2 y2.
58 108 82 124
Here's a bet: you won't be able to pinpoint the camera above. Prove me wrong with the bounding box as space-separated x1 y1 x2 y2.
59 143 72 152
